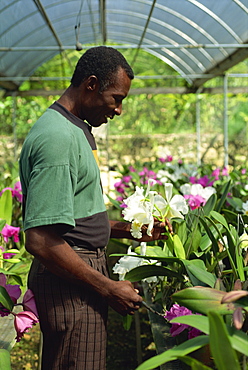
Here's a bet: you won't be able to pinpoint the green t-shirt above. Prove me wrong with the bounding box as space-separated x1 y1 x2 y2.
19 102 110 249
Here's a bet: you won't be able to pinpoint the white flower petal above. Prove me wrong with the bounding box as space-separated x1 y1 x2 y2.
164 183 173 202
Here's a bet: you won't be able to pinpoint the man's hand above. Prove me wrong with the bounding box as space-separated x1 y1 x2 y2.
110 219 173 242
140 218 173 242
106 280 142 316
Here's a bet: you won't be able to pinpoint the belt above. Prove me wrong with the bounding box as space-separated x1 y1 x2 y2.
71 245 106 252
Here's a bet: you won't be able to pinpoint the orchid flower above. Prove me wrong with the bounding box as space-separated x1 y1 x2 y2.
242 201 248 215
0 245 16 260
14 311 39 342
153 183 188 220
0 273 21 317
0 181 22 203
1 224 20 243
22 289 39 317
122 180 157 239
112 246 145 280
113 243 159 283
180 183 216 209
164 303 202 339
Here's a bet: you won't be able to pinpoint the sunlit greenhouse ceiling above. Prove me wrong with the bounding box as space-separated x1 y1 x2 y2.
0 0 248 93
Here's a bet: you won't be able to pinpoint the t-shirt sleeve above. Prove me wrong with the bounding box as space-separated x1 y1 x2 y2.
23 164 76 231
22 126 78 232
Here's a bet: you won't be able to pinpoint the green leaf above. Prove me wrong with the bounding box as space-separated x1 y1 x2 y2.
215 180 231 213
167 233 186 259
208 311 241 370
109 253 183 265
0 286 14 311
0 219 6 231
210 210 229 230
1 258 21 264
135 245 167 258
135 336 209 370
171 314 209 333
176 355 212 370
0 189 12 226
0 268 23 286
176 220 187 246
171 315 248 357
106 194 122 209
0 349 12 370
199 223 223 252
172 287 235 315
199 217 219 256
186 226 202 256
124 265 184 282
202 193 217 216
123 314 133 330
183 260 216 287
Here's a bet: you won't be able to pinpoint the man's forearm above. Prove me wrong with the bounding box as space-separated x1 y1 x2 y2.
25 225 143 316
109 220 168 241
25 226 115 295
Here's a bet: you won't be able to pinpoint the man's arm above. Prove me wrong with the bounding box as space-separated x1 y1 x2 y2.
25 225 142 316
109 220 171 241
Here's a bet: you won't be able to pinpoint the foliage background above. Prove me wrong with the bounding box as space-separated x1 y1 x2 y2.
0 49 247 168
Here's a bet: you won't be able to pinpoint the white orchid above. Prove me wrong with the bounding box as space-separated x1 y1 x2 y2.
112 246 144 280
180 183 216 201
157 164 198 183
153 183 188 220
242 201 248 215
122 180 157 239
112 243 160 283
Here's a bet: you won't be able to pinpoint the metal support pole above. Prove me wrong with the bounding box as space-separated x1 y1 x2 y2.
12 93 17 162
196 93 201 166
223 75 229 167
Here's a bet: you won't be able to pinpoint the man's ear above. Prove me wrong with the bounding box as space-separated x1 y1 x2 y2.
86 75 99 91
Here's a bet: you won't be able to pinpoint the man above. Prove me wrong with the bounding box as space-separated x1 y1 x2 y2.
19 46 166 369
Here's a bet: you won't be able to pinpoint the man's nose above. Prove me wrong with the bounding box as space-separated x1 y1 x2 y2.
114 103 122 116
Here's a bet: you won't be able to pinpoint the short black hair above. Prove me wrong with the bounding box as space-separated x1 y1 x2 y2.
71 46 134 91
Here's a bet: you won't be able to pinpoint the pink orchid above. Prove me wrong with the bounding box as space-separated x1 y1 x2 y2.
166 155 173 162
129 166 136 172
22 289 39 318
184 194 206 210
222 167 229 176
114 181 126 194
1 224 20 243
0 181 22 203
0 245 16 260
12 181 23 203
211 168 220 180
0 273 21 316
164 304 202 339
122 175 132 183
14 311 39 342
158 157 166 163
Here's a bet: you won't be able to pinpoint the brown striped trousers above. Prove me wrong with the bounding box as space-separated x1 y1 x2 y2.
28 248 109 370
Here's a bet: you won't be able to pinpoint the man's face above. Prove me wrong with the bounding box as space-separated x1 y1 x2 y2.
84 68 132 127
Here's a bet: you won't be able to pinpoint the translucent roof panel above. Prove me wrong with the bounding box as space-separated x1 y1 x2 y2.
0 0 247 92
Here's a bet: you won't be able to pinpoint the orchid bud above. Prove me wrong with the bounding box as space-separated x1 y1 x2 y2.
221 290 248 303
233 307 244 330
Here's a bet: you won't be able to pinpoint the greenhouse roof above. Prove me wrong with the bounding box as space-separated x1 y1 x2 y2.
0 0 248 93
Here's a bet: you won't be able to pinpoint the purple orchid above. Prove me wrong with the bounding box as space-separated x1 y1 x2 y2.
0 273 21 317
22 289 39 317
1 224 20 243
0 181 22 203
164 303 202 339
0 245 16 260
184 194 206 210
14 311 39 342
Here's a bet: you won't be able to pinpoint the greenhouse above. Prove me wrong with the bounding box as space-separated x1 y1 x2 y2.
0 1 248 369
